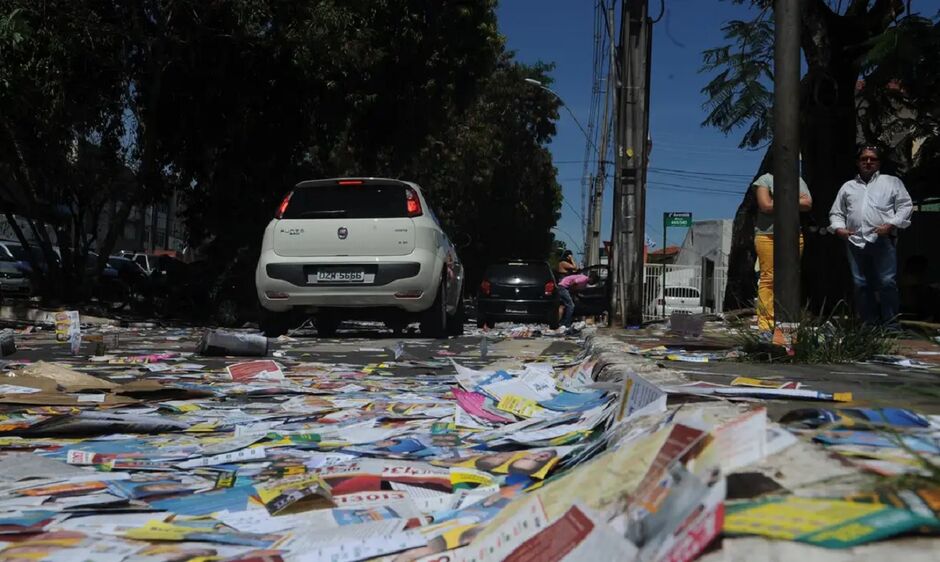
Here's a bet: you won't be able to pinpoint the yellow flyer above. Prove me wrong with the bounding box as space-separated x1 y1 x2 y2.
724 496 939 548
496 394 545 418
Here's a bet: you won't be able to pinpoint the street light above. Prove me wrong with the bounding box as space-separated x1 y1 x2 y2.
523 78 599 156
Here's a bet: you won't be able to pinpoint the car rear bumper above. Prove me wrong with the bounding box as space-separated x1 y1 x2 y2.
477 297 557 321
256 251 436 313
0 279 32 295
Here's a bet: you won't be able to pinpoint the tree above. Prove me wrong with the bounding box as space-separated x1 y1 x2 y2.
409 57 564 287
0 2 137 299
702 0 914 311
1 0 564 304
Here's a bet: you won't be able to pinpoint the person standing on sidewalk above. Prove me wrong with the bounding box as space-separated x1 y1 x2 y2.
829 145 913 328
555 250 578 279
753 172 813 337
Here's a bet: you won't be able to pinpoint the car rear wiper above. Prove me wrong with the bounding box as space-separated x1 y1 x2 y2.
296 210 347 218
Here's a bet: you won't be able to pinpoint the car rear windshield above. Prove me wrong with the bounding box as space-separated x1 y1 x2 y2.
3 244 27 261
485 263 552 282
282 184 408 219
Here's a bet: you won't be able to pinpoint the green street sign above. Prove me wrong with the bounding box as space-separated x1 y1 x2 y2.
664 212 692 227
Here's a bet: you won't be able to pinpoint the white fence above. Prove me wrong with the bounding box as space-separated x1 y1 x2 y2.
642 264 728 321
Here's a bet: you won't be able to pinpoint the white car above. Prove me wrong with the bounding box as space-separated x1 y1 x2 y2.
650 286 705 316
255 178 465 337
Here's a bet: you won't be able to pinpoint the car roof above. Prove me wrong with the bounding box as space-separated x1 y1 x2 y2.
293 178 417 190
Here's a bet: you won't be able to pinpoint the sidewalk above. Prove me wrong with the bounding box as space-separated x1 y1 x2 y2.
597 322 940 415
0 302 123 327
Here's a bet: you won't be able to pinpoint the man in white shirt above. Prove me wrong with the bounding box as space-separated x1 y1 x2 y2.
828 145 913 328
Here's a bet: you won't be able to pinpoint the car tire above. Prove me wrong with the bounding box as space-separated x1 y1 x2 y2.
476 313 487 329
447 297 466 336
420 274 447 339
385 319 408 336
548 310 560 330
316 312 341 338
259 308 293 337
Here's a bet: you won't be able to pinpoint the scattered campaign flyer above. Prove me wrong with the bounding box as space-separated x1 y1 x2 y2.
724 496 940 548
1 308 934 562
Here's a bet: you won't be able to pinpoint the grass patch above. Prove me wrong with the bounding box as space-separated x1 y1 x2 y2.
733 303 899 364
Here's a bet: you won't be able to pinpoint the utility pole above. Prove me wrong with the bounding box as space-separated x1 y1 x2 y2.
610 0 652 326
772 0 801 331
586 4 616 268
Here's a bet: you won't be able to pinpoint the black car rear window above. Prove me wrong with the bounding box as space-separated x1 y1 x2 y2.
282 185 408 219
3 244 27 261
485 263 552 282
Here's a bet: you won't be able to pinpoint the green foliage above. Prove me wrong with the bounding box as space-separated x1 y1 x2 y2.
410 57 563 282
0 1 137 295
700 15 774 148
734 303 899 364
856 14 940 183
0 0 564 298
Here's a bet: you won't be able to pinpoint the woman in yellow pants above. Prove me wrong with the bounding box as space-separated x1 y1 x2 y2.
753 173 812 336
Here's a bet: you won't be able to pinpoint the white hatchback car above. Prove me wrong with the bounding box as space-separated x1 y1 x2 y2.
649 285 705 316
256 178 465 337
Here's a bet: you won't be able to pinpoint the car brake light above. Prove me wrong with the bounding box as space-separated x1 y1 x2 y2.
480 279 491 296
544 281 555 296
338 180 363 185
405 188 423 217
275 192 293 219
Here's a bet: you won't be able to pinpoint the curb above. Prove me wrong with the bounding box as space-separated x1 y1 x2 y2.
585 333 688 387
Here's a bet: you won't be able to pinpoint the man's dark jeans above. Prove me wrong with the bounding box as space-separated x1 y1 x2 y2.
845 236 899 328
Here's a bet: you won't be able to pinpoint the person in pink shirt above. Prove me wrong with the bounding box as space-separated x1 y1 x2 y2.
556 272 597 327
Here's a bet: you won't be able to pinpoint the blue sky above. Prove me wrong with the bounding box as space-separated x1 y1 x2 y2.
497 0 767 259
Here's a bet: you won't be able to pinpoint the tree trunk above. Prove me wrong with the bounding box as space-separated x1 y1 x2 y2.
723 0 903 316
796 0 900 313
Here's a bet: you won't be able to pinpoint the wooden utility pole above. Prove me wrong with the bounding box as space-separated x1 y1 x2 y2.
772 0 801 328
610 0 651 326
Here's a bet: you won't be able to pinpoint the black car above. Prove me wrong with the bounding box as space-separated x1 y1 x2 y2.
571 264 611 318
476 260 560 328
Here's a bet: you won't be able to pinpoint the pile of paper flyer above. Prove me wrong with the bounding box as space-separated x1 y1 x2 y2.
0 321 935 562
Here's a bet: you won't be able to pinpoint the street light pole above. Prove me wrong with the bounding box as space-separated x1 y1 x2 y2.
523 79 600 158
772 0 801 335
524 78 605 268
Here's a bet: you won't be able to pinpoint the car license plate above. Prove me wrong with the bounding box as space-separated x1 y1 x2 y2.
310 269 365 283
506 306 527 314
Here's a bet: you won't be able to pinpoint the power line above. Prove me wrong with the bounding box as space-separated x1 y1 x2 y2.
649 166 754 178
563 197 585 224
647 181 746 197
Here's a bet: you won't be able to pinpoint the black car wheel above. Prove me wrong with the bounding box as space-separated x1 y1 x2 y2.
316 312 341 338
447 297 466 336
259 308 294 337
420 274 447 338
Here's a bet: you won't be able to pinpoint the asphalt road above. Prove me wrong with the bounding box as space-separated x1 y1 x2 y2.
3 321 584 382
